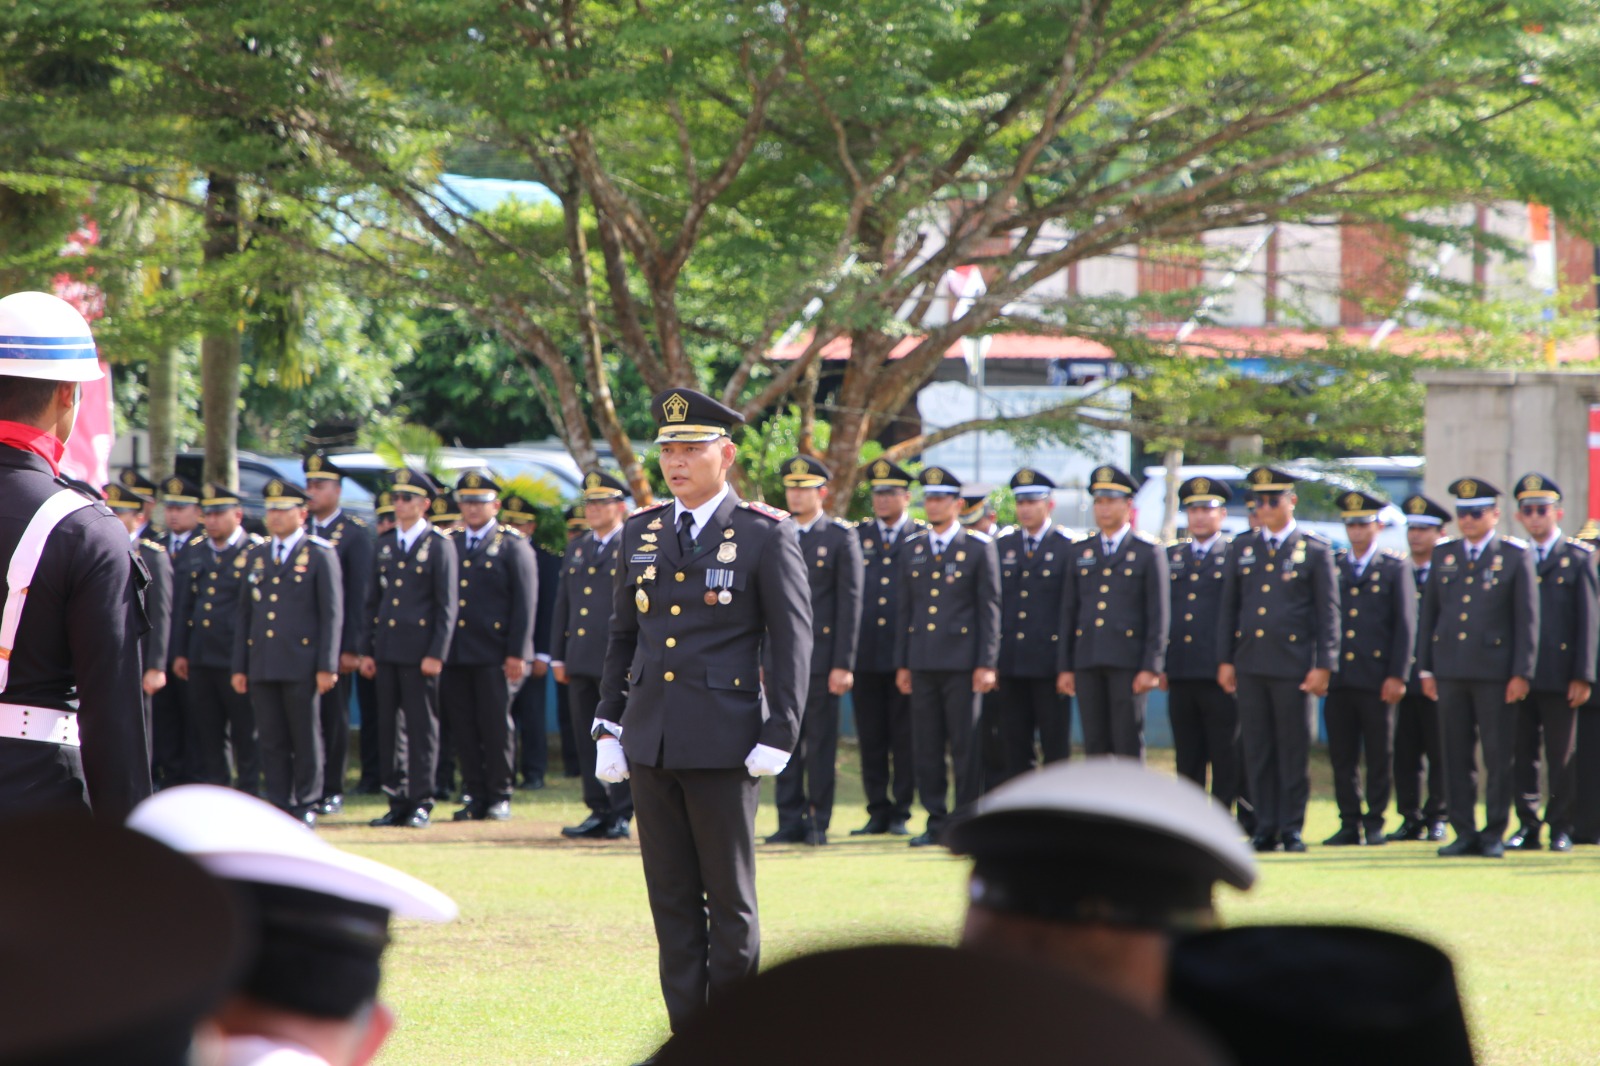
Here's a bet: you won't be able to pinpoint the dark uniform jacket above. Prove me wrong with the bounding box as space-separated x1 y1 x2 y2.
1060 529 1170 674
173 530 265 669
996 524 1072 678
447 523 536 666
1329 548 1417 692
894 527 1002 674
533 544 558 662
597 492 813 768
365 523 459 664
1416 533 1538 682
1528 536 1598 692
231 533 344 681
552 529 622 678
0 449 151 820
310 510 374 657
1165 535 1231 681
855 517 929 674
136 539 172 674
797 517 864 676
1218 525 1340 679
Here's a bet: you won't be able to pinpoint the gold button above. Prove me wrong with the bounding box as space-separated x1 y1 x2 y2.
1097 601 1107 610
392 598 400 606
1190 574 1199 582
267 612 276 621
1265 564 1275 572
927 623 936 631
734 678 742 686
580 607 589 616
878 618 887 625
671 606 682 616
577 628 586 636
204 603 212 612
458 620 466 628
394 578 403 587
1374 650 1382 657
207 586 215 595
460 580 468 588
1256 629 1264 637
1462 595 1471 603
584 587 592 595
1346 629 1355 638
588 567 596 575
1460 613 1468 621
1459 632 1467 640
666 638 677 648
1099 584 1110 594
1095 619 1105 627
1021 590 1029 599
388 619 396 627
420 619 427 625
266 629 274 638
664 671 675 682
209 571 218 579
1351 588 1360 596
1185 613 1193 621
1258 606 1267 615
823 626 831 634
1102 568 1112 576
1018 612 1027 620
879 597 887 606
1261 584 1271 593
1289 634 1296 641
270 594 278 602
1184 635 1192 642
1188 593 1196 601
1349 609 1358 617
881 577 890 586
272 577 280 585
912 571 920 579
676 573 685 583
1346 652 1355 661
459 598 467 607
929 606 938 615
931 589 940 598
203 619 211 628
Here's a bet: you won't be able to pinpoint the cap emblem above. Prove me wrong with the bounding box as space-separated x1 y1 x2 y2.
1096 466 1113 483
663 392 690 423
790 458 810 476
1457 478 1477 498
872 459 890 478
121 470 138 486
1522 474 1542 491
307 455 323 472
1407 497 1425 514
1017 469 1035 485
266 479 284 497
926 468 944 485
1250 468 1272 486
1342 492 1361 510
1192 477 1209 495
166 478 183 494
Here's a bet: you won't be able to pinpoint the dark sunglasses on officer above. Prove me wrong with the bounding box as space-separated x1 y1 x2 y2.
1518 503 1553 517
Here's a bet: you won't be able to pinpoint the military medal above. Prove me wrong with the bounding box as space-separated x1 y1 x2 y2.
648 516 664 531
706 567 735 604
705 589 719 605
636 586 650 613
717 542 737 563
644 564 657 582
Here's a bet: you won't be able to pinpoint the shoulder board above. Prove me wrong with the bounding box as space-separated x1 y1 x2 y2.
308 534 335 549
1382 548 1405 559
966 530 992 543
1051 525 1075 539
186 533 207 547
429 527 453 540
1334 546 1349 559
1437 536 1460 548
911 519 931 531
740 500 790 521
1133 530 1158 545
346 515 367 527
500 523 526 538
1299 530 1328 543
904 529 930 542
1567 537 1594 553
630 500 671 519
1502 536 1527 549
246 533 267 545
832 517 854 530
443 526 462 537
139 538 167 554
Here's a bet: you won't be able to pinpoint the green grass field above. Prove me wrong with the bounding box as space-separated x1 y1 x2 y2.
321 743 1600 1066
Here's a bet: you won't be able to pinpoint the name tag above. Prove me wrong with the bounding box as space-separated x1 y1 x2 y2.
631 553 657 563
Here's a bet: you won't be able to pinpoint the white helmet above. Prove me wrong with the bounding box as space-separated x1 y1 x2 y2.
0 291 103 382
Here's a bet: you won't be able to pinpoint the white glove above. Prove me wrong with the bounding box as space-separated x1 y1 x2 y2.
595 736 631 783
744 743 791 778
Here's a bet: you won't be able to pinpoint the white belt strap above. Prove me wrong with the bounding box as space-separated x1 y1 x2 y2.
0 702 78 746
0 488 94 693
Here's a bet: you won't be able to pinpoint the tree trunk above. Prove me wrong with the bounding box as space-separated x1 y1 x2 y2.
200 174 241 488
146 264 181 482
1159 446 1183 542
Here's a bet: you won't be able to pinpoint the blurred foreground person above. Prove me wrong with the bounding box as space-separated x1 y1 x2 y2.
129 785 457 1066
946 757 1256 1015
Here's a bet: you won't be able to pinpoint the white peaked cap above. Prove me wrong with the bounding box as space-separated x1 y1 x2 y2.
127 785 458 921
0 291 104 382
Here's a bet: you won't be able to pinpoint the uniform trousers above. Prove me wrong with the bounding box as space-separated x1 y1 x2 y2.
441 663 518 806
1075 666 1146 760
774 676 839 832
996 676 1070 782
1236 673 1314 838
1393 690 1447 826
374 663 440 809
854 670 914 823
1513 690 1579 836
436 709 457 795
1437 679 1515 842
355 672 381 789
1573 704 1600 843
317 671 353 798
0 736 88 814
188 665 261 794
567 674 633 822
910 670 982 834
250 679 323 811
150 676 190 787
1324 688 1395 832
1168 678 1243 812
631 763 760 1033
513 669 548 782
977 691 1007 793
556 681 580 777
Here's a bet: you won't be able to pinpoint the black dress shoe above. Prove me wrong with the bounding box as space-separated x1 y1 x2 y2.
1251 835 1281 853
294 807 318 828
604 818 632 840
561 814 608 839
1428 821 1448 841
887 818 912 836
519 774 546 791
1280 832 1307 853
850 818 890 836
451 805 483 822
1362 828 1388 846
1437 836 1479 857
1322 826 1361 846
317 794 343 816
908 831 941 847
1393 818 1424 841
486 800 512 821
369 809 404 827
765 824 808 844
805 828 829 846
1506 827 1541 850
1478 837 1505 858
405 807 431 829
1549 831 1573 852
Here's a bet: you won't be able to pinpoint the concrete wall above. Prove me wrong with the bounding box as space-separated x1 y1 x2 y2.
1421 370 1600 535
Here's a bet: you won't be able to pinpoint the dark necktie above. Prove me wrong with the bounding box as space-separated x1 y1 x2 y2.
1539 545 1549 564
1418 566 1429 588
882 525 895 548
1026 536 1037 557
275 543 286 566
1103 537 1114 557
678 511 696 555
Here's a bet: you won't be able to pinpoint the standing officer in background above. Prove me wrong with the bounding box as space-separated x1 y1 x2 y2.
1217 466 1339 853
359 468 459 829
1162 477 1249 829
113 468 160 538
1575 520 1600 845
173 482 264 795
1417 478 1538 858
961 485 1008 790
1391 494 1452 842
895 465 1001 847
554 471 635 840
231 479 343 826
1506 473 1596 853
993 468 1072 781
594 388 811 1037
154 474 204 788
851 458 926 836
1057 465 1169 760
444 470 536 822
959 487 1003 538
161 474 204 555
766 455 863 847
501 488 556 788
0 291 150 819
1323 490 1415 847
103 478 172 728
304 451 374 816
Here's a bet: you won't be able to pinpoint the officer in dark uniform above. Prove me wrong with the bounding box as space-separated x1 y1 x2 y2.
1417 477 1538 858
594 387 811 1034
373 489 396 535
961 484 1008 791
103 479 173 735
851 458 927 835
230 479 343 825
565 503 589 537
1162 476 1248 826
1574 520 1600 845
896 465 1001 846
172 482 264 795
1217 466 1339 853
554 471 635 839
766 455 864 846
1323 490 1416 846
1391 494 1452 841
0 293 149 820
428 486 463 798
1058 465 1168 760
161 474 204 554
353 490 395 793
304 450 375 815
443 470 536 822
359 468 459 828
1506 473 1597 853
500 488 555 788
993 468 1072 781
113 467 160 537
154 474 204 787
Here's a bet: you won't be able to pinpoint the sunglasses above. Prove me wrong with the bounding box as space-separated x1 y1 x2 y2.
1519 504 1552 516
1455 506 1490 520
1254 493 1285 507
